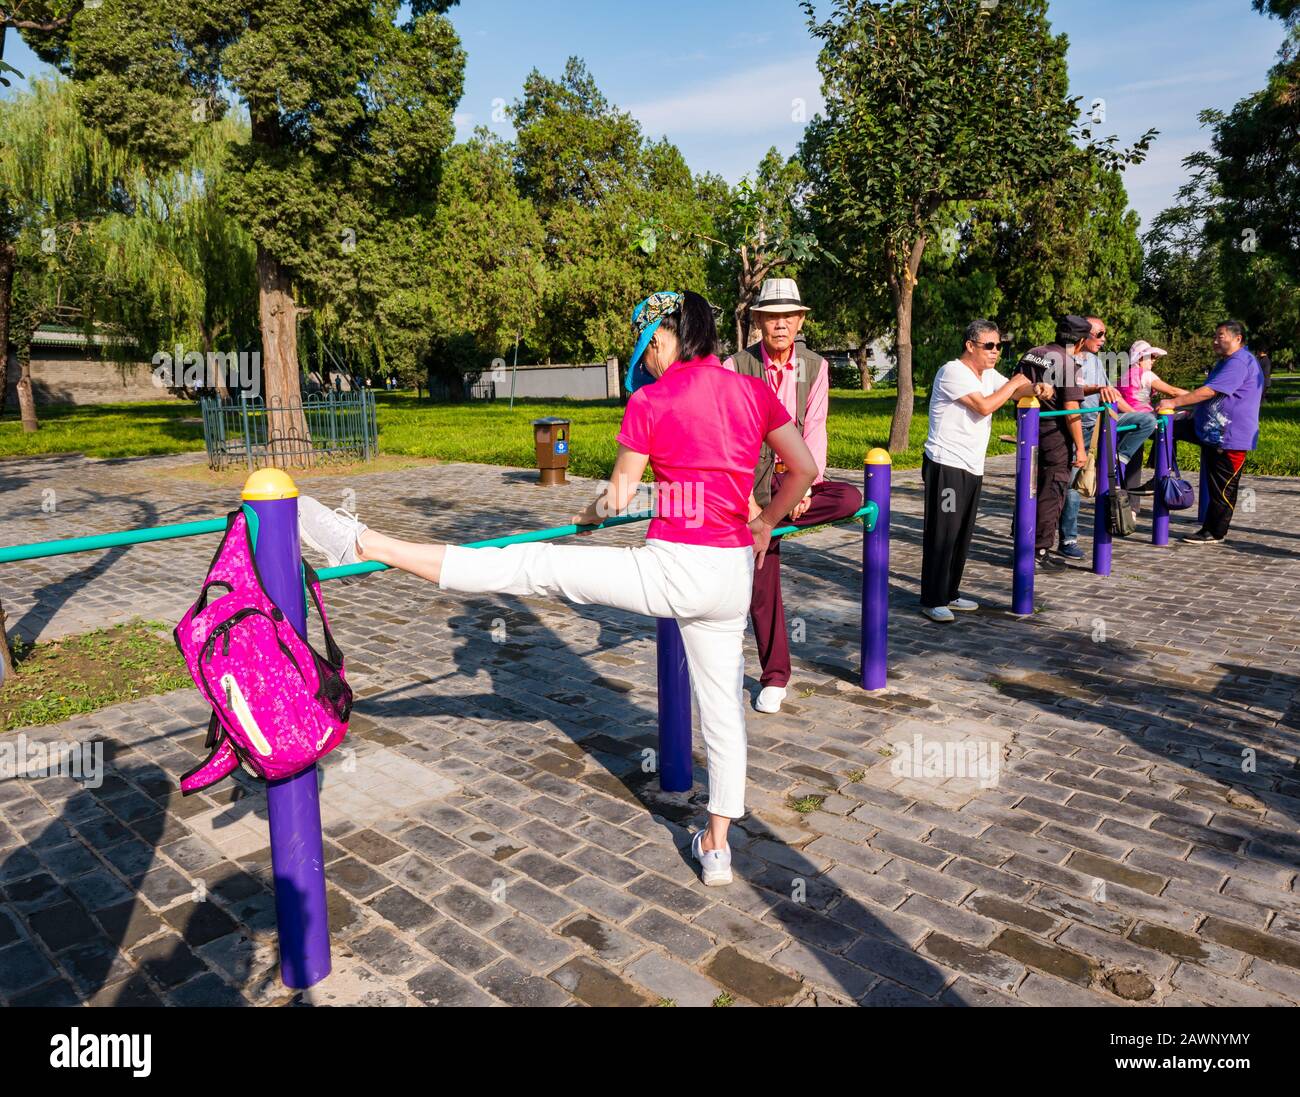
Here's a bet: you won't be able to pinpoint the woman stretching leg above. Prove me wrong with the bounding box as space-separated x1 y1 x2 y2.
299 292 817 886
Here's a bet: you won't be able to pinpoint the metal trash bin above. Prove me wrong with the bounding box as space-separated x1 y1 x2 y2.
532 417 571 486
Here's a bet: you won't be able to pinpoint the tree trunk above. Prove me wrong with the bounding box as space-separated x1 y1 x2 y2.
856 339 873 391
0 597 14 688
885 238 926 454
256 246 309 464
886 281 914 453
203 322 230 401
0 239 12 417
16 338 38 433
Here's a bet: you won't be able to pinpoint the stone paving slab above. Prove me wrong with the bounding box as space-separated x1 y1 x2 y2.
0 449 1298 1007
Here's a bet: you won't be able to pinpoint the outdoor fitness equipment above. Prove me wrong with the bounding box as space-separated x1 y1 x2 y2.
0 453 892 989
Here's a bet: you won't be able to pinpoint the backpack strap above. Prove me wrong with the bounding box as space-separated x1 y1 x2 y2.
179 717 241 795
302 562 345 670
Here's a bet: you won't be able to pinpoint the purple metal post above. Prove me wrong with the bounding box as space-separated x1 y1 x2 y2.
1012 399 1039 615
242 471 331 990
1092 414 1113 576
656 617 692 792
861 448 891 692
1152 412 1172 545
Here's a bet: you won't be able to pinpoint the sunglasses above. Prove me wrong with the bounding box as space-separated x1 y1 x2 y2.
973 341 1006 351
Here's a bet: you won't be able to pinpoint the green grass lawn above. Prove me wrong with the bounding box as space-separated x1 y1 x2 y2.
4 377 1299 476
1 620 191 732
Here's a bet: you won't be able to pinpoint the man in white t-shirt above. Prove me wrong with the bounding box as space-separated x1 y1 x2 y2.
921 320 1034 622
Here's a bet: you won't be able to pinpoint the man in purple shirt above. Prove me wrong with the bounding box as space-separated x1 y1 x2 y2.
1156 320 1264 544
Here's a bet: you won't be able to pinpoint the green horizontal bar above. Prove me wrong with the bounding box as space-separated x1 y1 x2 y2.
1038 403 1117 419
318 502 881 583
0 517 227 564
773 502 876 539
0 495 879 579
1116 424 1140 433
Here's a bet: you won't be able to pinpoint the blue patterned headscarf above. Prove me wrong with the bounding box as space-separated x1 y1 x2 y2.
624 291 683 394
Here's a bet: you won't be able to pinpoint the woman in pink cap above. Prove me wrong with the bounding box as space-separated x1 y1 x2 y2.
1122 340 1189 493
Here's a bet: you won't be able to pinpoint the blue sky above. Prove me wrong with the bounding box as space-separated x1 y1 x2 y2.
2 1 1288 228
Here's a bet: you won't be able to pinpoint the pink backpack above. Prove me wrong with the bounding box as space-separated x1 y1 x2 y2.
174 507 352 794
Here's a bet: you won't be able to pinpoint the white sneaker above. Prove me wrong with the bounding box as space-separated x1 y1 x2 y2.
299 496 369 568
691 829 733 886
754 686 786 714
921 606 956 623
948 597 979 612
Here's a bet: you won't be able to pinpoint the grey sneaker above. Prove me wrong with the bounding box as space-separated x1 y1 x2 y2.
691 829 733 886
299 496 368 568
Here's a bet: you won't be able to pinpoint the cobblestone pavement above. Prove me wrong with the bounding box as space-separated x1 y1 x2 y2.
1 450 1298 1007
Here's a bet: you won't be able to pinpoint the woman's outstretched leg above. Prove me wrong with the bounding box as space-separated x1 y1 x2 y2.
298 497 449 583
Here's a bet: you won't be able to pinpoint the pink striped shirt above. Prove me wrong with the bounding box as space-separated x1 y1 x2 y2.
723 342 829 482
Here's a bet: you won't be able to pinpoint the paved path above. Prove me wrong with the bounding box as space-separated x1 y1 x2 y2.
1 451 1298 1006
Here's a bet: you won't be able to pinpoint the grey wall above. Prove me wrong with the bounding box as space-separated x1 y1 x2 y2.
489 359 620 401
5 349 164 408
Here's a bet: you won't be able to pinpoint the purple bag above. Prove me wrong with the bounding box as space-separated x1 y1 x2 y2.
174 508 351 794
1163 454 1195 511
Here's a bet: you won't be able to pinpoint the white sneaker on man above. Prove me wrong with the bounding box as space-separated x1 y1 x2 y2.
921 606 956 623
948 598 979 612
754 686 787 714
298 496 369 568
691 829 733 886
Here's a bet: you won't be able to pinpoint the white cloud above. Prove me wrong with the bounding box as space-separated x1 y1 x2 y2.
1115 69 1235 95
626 55 823 140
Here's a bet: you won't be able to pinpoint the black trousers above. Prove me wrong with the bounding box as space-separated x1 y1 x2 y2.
921 456 982 608
1035 447 1071 553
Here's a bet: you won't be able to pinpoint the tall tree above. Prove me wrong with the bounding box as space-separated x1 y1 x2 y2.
1143 1 1299 367
708 148 835 351
801 0 1152 452
510 58 716 364
424 133 547 360
57 0 465 453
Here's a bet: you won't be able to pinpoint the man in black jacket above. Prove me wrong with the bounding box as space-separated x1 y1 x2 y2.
1014 315 1091 571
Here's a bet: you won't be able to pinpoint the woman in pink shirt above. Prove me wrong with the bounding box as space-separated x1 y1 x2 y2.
297 292 817 887
1121 340 1187 412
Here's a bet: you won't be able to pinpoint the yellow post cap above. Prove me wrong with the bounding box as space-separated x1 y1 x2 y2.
1016 396 1041 408
241 468 299 500
1158 407 1175 415
865 447 892 466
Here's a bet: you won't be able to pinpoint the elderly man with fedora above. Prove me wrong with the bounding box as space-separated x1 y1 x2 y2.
723 277 863 714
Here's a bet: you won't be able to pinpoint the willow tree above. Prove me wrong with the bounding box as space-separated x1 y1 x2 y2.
92 115 258 396
0 76 133 429
55 0 466 452
0 71 126 687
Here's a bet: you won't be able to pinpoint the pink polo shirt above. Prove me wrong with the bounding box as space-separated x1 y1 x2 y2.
723 342 830 481
616 355 791 547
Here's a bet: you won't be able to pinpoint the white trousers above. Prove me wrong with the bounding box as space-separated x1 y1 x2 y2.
440 539 754 818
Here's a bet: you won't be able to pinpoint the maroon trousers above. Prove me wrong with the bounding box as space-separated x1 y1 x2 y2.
751 476 864 687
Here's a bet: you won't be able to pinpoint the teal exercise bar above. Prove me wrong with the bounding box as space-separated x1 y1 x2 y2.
0 498 878 578
314 501 879 582
0 517 228 564
1038 403 1119 419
